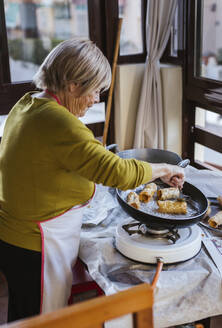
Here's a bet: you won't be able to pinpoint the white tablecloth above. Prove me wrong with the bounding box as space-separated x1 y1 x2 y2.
79 166 222 328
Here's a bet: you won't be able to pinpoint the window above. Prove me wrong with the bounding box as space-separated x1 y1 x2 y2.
169 5 179 58
195 107 222 138
118 0 143 56
194 143 222 170
161 1 184 64
194 107 222 169
116 0 147 64
4 0 89 82
183 0 222 170
196 0 222 81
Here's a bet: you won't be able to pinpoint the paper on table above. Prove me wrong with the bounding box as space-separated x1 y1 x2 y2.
202 229 222 280
82 184 118 225
185 166 222 197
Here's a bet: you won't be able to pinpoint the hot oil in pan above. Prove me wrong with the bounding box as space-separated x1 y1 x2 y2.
122 186 201 219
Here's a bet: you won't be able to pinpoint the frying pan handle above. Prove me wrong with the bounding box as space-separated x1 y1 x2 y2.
177 159 190 168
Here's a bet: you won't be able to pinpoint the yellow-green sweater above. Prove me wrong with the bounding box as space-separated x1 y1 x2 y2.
0 92 152 251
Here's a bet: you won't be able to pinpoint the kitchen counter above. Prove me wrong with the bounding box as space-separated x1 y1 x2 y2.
79 166 222 328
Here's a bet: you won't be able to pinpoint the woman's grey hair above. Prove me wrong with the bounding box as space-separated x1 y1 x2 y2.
33 39 111 96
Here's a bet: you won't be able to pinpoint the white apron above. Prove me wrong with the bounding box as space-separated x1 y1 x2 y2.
37 190 95 314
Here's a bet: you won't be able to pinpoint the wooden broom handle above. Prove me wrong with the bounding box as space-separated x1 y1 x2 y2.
102 18 123 147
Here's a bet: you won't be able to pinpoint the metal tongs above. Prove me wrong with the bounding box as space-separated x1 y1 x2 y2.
176 159 191 201
174 160 200 211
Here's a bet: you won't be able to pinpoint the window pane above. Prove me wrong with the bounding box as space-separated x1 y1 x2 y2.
170 5 179 57
196 0 222 81
4 0 89 82
80 102 105 125
118 0 143 55
195 106 222 168
195 142 222 168
195 107 222 137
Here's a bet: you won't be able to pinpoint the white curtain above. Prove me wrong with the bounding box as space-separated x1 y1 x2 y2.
133 0 178 149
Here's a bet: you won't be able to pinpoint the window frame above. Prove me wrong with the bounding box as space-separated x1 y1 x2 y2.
187 0 222 92
182 0 222 170
0 2 10 85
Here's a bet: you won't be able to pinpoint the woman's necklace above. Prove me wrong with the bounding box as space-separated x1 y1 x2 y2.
45 89 61 105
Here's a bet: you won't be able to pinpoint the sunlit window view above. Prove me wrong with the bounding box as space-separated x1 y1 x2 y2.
170 5 179 57
195 143 222 168
4 0 89 82
198 0 222 81
118 0 143 55
195 107 222 167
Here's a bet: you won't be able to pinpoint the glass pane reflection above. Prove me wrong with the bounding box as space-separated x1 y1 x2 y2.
195 107 222 137
195 142 222 169
195 106 222 168
4 0 89 82
197 0 222 81
118 0 143 55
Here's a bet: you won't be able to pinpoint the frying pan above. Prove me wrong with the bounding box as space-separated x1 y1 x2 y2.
116 148 208 229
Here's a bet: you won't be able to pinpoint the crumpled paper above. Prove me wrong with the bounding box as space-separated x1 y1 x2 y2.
185 166 222 197
82 184 118 226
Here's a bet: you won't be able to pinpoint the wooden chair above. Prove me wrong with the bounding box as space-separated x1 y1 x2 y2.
3 283 153 328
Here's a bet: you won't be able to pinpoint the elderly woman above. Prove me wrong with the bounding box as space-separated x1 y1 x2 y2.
0 39 184 322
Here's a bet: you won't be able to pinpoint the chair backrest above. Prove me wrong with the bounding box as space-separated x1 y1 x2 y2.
3 283 153 328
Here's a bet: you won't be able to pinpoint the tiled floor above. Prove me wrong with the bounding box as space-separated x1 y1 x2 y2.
0 272 8 325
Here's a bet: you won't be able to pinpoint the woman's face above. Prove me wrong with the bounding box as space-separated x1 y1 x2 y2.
73 89 100 117
80 90 100 117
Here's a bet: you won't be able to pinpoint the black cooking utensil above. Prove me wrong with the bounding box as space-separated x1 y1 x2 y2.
117 148 182 164
116 148 208 229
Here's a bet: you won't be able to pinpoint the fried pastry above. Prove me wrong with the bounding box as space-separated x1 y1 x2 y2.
139 183 157 203
208 211 222 228
127 191 140 209
157 187 180 201
157 200 187 214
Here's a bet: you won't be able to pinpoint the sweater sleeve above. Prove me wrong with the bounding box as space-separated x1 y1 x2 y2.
51 112 152 190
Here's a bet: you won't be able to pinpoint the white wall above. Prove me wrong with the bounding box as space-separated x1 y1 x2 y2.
114 63 145 151
114 63 183 156
161 64 182 155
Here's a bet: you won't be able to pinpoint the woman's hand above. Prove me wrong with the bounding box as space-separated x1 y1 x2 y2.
149 163 185 189
160 165 185 188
